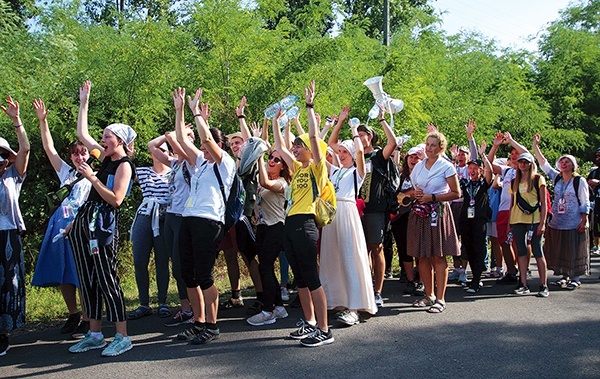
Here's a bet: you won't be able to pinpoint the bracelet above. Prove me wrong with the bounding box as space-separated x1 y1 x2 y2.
237 115 246 119
193 114 203 118
378 118 385 123
431 194 437 202
305 102 314 108
352 135 360 140
14 124 23 128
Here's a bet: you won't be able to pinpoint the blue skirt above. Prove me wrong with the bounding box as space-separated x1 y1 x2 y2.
31 208 80 287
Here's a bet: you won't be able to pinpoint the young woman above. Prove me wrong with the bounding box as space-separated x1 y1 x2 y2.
392 145 425 296
508 152 549 297
173 87 236 345
0 96 30 356
532 134 589 290
408 131 461 314
246 146 291 326
148 129 197 326
127 142 172 320
68 81 136 357
319 106 377 327
274 81 334 347
31 98 92 335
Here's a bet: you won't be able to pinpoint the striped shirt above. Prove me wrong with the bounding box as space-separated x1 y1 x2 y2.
135 166 171 203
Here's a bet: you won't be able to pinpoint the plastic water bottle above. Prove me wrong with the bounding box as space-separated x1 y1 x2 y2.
349 118 361 128
278 114 289 128
368 103 380 119
286 105 300 120
279 95 299 111
264 103 281 119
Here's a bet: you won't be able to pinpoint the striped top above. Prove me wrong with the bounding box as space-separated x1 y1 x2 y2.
135 166 171 203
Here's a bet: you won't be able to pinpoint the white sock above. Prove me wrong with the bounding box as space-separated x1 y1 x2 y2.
307 320 316 326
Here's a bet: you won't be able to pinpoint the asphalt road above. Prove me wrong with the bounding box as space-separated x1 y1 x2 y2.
3 257 600 379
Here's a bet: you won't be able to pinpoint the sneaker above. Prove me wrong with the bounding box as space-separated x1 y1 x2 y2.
246 300 264 316
176 324 204 341
374 292 384 307
496 273 518 284
69 331 106 353
219 297 244 310
514 285 530 295
448 269 460 281
0 334 9 356
273 306 289 319
289 319 317 340
486 270 503 278
101 333 132 356
414 281 426 297
300 328 334 347
403 281 416 295
165 310 193 327
280 287 290 302
384 270 393 279
466 282 483 294
72 320 90 339
336 310 360 326
60 312 81 334
247 311 276 326
190 327 220 345
537 285 549 298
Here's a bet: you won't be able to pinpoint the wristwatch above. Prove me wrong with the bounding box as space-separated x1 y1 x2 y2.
431 194 437 202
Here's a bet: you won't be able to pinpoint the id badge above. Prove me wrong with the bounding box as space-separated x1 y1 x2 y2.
557 198 566 214
62 205 71 219
365 161 372 173
89 239 99 255
467 207 475 219
430 211 438 227
186 196 194 208
527 229 534 243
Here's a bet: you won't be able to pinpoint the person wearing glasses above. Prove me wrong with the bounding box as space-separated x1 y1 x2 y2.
0 95 30 357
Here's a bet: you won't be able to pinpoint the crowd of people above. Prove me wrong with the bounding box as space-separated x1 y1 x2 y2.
0 80 596 356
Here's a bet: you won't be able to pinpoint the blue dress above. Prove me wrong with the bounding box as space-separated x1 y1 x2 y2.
31 162 92 287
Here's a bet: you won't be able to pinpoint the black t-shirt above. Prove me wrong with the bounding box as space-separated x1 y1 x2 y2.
87 156 135 205
360 149 388 213
459 178 491 222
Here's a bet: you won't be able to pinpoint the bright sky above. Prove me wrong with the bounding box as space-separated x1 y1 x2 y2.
432 0 575 51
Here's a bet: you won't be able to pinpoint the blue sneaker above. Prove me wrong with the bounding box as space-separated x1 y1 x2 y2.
101 333 133 357
69 331 106 353
448 269 460 281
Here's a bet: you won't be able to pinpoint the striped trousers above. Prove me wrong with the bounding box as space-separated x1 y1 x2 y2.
69 202 126 322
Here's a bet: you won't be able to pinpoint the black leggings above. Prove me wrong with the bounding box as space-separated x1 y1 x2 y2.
460 218 487 284
391 213 414 263
179 217 224 290
283 214 321 291
256 223 284 312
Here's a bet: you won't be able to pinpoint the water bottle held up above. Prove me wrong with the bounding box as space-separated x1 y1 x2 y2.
279 95 299 111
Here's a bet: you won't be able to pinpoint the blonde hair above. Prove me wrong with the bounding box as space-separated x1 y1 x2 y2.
512 160 538 194
425 131 447 152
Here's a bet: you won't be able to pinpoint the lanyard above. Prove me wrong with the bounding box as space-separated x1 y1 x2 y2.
557 176 572 200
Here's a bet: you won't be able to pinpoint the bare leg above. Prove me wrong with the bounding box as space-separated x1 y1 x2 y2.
433 257 449 302
223 248 241 293
203 285 219 324
310 287 329 332
115 321 127 337
59 284 79 314
186 286 204 322
418 258 435 298
369 243 385 293
297 287 315 323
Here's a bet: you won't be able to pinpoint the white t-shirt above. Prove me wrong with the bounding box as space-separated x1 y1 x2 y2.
167 160 198 215
410 157 456 195
453 164 469 203
182 151 236 223
56 161 92 219
498 166 517 211
330 165 364 201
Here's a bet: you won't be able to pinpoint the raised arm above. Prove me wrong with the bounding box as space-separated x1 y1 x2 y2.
188 89 223 164
147 134 173 167
257 153 285 193
305 81 322 164
173 88 200 163
532 133 548 168
377 102 397 160
1 96 30 176
479 140 493 184
466 119 478 158
77 81 104 157
319 116 336 140
292 111 305 136
33 98 62 172
488 132 505 175
236 96 252 141
327 107 349 153
351 119 366 179
504 131 529 155
273 109 295 171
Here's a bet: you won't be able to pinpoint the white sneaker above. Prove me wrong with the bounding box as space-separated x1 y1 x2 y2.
374 292 384 307
336 310 360 326
273 306 288 319
280 287 290 302
247 311 276 326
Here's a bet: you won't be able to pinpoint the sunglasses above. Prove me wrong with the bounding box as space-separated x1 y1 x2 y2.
268 155 282 163
0 153 9 160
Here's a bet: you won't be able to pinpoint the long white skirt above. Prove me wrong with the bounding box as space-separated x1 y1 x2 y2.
319 199 378 315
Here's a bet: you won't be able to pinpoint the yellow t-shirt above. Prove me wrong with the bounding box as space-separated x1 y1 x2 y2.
287 159 327 217
508 175 546 224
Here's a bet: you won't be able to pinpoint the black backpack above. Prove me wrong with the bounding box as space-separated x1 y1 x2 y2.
214 165 246 230
372 154 400 215
553 174 583 206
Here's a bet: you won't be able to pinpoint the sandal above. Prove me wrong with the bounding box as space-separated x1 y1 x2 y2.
566 281 581 290
127 305 152 320
412 296 436 308
219 297 244 310
158 304 171 318
551 277 570 288
427 300 446 314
